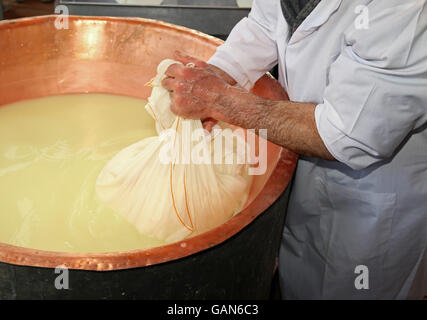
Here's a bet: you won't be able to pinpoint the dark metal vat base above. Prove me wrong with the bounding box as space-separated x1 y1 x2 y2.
0 187 289 299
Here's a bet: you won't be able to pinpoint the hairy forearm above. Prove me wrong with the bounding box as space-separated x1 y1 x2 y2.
208 64 237 86
165 56 334 160
213 86 335 161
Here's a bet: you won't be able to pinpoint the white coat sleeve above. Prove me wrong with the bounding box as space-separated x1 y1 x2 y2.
208 0 282 90
315 0 427 170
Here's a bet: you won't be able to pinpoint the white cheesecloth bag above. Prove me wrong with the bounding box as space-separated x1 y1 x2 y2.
96 59 252 243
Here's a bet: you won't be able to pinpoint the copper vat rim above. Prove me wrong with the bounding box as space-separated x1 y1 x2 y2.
0 15 298 271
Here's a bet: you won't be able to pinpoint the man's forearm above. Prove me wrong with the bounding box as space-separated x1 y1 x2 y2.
209 64 237 86
163 54 335 161
214 86 335 161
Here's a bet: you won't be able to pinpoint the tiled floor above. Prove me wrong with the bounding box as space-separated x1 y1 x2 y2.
2 0 54 20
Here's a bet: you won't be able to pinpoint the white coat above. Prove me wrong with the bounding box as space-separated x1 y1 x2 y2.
208 0 427 299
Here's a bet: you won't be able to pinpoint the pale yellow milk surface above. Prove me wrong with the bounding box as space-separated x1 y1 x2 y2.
0 94 166 253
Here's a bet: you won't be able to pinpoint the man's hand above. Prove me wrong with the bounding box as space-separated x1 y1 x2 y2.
161 51 335 161
173 51 237 86
162 60 230 121
162 51 237 130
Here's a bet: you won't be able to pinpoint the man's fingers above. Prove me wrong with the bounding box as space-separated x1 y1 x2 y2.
174 51 208 68
169 93 191 116
165 63 199 80
202 118 218 132
165 63 184 78
162 77 193 94
161 77 176 91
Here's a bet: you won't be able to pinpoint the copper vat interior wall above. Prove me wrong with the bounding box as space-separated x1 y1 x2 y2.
0 15 297 296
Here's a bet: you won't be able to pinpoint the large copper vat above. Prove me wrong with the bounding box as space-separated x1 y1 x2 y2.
0 15 297 299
